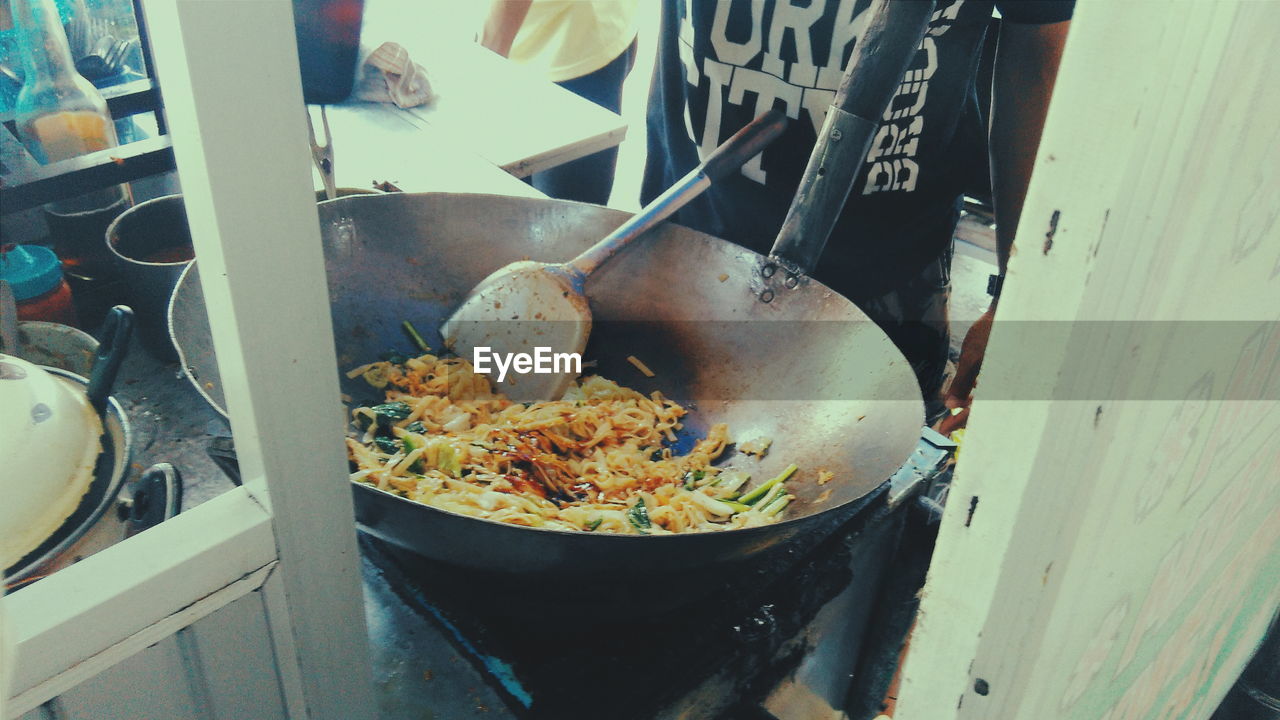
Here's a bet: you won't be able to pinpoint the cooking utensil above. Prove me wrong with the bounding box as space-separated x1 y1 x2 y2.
0 354 103 569
86 305 132 414
4 305 138 585
2 364 131 586
308 105 337 201
73 33 115 80
169 0 933 607
14 320 98 376
441 109 789 401
125 463 183 533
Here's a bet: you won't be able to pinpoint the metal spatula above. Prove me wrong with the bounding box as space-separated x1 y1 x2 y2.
442 109 789 401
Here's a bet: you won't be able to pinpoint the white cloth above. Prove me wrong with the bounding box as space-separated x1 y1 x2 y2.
352 42 434 108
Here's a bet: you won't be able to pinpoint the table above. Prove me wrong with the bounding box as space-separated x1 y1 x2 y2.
312 38 628 192
355 4 629 178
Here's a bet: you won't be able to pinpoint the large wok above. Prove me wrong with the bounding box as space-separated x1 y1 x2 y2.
169 1 932 607
169 192 923 599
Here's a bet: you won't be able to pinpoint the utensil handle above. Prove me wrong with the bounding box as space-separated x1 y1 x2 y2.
768 0 935 275
87 305 133 414
127 462 183 534
566 108 790 279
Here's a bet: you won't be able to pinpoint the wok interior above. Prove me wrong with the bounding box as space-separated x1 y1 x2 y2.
172 193 923 527
320 193 923 518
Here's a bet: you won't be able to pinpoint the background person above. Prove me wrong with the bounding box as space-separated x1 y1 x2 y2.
642 0 1073 424
482 0 641 205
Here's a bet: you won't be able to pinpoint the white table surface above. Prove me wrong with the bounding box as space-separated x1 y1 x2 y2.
310 6 629 190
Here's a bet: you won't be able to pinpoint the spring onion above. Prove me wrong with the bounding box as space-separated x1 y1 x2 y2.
402 320 430 353
627 499 652 533
739 464 798 505
759 494 792 517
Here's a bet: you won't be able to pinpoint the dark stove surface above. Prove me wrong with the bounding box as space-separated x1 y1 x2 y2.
363 487 889 720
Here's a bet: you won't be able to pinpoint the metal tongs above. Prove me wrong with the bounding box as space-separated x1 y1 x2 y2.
308 105 337 201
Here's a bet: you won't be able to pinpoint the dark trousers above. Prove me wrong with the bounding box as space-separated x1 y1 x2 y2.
530 38 638 205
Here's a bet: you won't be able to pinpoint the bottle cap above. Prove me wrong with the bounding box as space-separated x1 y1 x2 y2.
0 245 65 301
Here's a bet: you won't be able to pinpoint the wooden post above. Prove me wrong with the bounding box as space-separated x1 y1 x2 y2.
137 0 376 717
895 1 1280 718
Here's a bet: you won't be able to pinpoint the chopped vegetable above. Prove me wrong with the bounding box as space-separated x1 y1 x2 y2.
371 401 413 428
627 498 652 533
402 320 430 352
759 494 792 517
406 421 426 434
682 469 706 490
435 441 461 477
585 517 603 532
362 364 389 389
714 469 750 495
688 491 751 518
373 436 400 454
739 464 798 505
401 436 425 473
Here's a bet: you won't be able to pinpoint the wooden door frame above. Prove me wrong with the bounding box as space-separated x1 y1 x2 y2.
896 2 1280 718
3 0 375 717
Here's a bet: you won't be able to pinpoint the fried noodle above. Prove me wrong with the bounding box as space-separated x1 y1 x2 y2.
345 354 796 534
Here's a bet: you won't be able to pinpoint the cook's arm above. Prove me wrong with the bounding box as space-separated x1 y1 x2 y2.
939 19 1070 431
480 0 534 58
988 19 1071 275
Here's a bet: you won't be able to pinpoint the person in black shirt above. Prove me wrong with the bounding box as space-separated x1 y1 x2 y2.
642 0 1073 424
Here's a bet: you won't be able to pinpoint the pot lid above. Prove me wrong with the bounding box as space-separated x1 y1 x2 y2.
0 353 102 569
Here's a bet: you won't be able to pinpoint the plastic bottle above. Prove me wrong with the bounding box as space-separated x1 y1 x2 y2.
0 244 79 326
12 0 131 274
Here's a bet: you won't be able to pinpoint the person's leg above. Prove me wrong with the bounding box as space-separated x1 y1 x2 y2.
859 241 954 425
531 39 638 204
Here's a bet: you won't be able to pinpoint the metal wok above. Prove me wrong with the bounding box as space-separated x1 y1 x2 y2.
171 0 932 610
169 192 923 603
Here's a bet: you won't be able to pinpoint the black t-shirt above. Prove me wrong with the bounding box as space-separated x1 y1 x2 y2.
642 0 1074 301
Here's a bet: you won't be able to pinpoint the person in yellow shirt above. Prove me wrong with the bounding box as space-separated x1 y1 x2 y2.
481 0 639 205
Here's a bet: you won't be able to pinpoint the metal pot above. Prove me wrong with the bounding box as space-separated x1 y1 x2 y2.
1 357 131 585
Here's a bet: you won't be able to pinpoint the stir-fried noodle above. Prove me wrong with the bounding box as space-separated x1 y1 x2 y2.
346 354 796 534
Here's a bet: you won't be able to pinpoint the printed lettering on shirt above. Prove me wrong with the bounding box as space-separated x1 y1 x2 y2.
680 0 966 191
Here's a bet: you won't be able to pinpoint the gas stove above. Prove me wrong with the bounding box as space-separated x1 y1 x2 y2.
360 430 954 720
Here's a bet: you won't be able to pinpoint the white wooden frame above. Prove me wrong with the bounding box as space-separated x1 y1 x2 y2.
896 2 1280 718
3 0 375 717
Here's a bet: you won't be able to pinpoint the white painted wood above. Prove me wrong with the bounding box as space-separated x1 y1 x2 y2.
28 590 286 720
178 591 288 720
311 104 546 197
52 635 201 720
6 488 274 715
136 0 375 717
895 2 1280 719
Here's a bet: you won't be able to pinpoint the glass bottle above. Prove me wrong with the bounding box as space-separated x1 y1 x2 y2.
12 0 130 262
